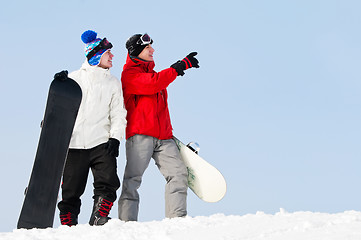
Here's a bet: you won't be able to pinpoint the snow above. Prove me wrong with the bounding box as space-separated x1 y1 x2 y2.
3 209 361 240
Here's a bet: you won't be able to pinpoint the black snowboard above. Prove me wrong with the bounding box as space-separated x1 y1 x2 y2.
17 76 82 229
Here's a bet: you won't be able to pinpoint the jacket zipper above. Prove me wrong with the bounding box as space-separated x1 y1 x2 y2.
157 93 161 139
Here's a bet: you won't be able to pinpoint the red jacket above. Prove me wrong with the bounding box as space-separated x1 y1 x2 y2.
121 54 178 140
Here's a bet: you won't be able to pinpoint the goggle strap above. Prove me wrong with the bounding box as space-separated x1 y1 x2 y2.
87 38 112 61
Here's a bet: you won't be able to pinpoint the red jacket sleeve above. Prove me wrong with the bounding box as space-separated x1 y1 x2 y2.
122 67 178 95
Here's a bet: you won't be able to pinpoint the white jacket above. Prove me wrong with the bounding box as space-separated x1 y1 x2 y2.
68 61 127 149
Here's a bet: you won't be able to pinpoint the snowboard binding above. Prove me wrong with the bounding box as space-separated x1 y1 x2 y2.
186 142 200 154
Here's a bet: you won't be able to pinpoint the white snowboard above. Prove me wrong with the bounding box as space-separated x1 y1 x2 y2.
173 137 227 203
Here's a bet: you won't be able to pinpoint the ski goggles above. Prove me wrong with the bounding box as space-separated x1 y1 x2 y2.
136 33 153 45
87 38 113 60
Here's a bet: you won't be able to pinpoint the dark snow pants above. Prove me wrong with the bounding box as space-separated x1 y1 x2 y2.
118 135 188 221
58 143 120 215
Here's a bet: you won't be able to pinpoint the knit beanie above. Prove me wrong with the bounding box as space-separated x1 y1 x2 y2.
126 33 153 57
81 30 112 66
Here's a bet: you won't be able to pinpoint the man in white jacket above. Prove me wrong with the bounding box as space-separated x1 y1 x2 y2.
57 30 127 226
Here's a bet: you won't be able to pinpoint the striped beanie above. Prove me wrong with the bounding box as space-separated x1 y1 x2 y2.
81 30 111 66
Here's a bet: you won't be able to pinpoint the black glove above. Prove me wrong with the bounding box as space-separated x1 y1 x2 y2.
171 52 200 76
54 70 68 81
105 138 120 157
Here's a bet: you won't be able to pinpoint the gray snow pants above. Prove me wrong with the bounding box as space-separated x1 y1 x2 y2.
118 135 188 221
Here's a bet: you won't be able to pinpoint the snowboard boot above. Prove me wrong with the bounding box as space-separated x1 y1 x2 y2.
89 196 114 226
60 212 78 226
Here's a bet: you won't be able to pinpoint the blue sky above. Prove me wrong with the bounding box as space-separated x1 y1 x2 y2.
1 0 361 232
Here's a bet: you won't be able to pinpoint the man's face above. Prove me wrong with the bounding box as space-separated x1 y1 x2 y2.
138 45 154 62
99 50 114 69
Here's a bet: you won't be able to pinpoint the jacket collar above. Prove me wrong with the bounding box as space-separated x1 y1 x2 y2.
81 60 111 76
124 54 155 72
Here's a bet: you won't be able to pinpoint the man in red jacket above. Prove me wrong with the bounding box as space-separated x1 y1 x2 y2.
118 33 199 221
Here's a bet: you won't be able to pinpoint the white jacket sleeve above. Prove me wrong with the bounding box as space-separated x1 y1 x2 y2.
109 77 127 142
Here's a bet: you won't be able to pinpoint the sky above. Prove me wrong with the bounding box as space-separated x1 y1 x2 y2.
1 0 361 233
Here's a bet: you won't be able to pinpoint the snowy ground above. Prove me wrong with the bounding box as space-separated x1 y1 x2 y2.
2 209 361 240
